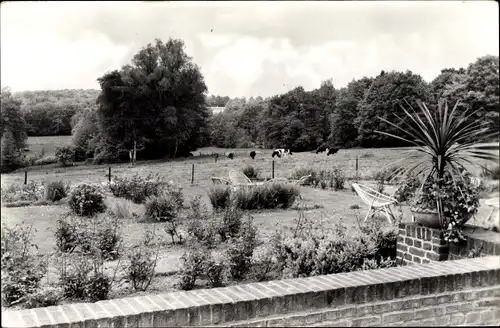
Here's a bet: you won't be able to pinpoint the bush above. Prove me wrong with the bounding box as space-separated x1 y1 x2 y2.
291 167 316 186
203 251 228 288
226 215 259 280
218 207 243 242
232 183 300 210
45 180 68 202
68 183 106 216
145 190 184 223
127 244 158 292
331 168 346 190
394 175 421 203
55 216 80 253
1 129 24 173
55 146 76 166
85 273 111 302
177 249 208 290
208 185 232 211
108 199 137 220
1 223 46 308
34 156 58 166
243 165 258 179
1 181 45 204
109 173 165 204
23 286 63 309
185 196 218 249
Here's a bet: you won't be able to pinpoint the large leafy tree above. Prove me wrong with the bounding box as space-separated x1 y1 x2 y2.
329 77 373 147
355 70 431 147
1 87 27 150
95 38 210 162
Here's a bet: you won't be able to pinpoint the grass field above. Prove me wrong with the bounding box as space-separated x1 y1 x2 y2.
24 135 73 157
2 137 498 303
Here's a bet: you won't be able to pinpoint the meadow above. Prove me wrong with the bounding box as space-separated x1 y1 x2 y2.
1 136 498 304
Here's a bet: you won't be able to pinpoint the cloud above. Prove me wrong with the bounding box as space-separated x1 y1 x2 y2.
1 1 498 97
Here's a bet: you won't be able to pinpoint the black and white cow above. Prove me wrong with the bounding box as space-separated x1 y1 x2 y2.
316 145 340 156
272 148 292 158
225 152 234 160
250 151 256 160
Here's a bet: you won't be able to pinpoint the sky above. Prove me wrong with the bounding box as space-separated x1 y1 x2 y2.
1 1 498 98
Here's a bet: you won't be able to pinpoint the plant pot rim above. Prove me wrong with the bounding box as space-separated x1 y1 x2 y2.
410 206 439 214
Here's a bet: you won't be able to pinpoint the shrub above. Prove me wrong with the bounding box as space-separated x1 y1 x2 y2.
1 181 45 204
23 286 64 309
68 183 106 216
225 215 259 280
109 173 165 204
55 216 80 253
1 129 24 173
331 168 346 190
55 146 75 166
1 223 46 308
185 196 218 248
394 175 421 203
85 273 111 302
127 244 159 292
218 207 243 242
145 190 184 223
108 199 137 220
203 251 228 288
45 180 68 202
208 185 232 211
34 156 58 166
243 165 258 179
177 249 208 290
232 183 300 210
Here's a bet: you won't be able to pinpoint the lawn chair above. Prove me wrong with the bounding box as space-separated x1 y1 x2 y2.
351 183 398 224
228 170 261 191
211 177 231 185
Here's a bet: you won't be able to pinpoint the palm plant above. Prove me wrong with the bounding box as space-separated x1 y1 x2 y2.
374 98 499 240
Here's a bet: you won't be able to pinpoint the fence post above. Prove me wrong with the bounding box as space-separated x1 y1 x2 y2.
24 171 28 185
109 167 111 182
272 160 275 179
191 163 195 184
355 157 359 179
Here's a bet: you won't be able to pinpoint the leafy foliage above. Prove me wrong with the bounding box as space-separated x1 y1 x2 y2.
1 181 45 204
231 183 300 210
1 129 24 173
109 173 165 204
55 146 76 166
68 183 106 216
1 87 27 150
208 185 232 211
45 180 68 202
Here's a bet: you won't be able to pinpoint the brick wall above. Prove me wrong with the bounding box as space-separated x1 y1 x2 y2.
2 256 499 327
397 223 500 265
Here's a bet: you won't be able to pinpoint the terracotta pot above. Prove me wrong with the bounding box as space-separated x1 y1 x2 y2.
410 207 441 229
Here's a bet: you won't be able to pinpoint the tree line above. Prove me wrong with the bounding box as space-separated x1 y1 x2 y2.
1 36 498 172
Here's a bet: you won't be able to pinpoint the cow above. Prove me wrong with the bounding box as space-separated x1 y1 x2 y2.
316 145 340 156
272 148 292 158
250 151 256 160
225 152 234 160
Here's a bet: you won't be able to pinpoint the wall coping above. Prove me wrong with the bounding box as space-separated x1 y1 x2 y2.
2 256 499 328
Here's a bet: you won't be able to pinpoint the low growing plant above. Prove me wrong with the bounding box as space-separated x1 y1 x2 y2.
55 146 76 166
68 183 106 217
45 180 68 202
109 173 166 204
232 183 300 210
208 185 232 211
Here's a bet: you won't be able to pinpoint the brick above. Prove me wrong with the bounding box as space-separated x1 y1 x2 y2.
466 311 481 324
32 307 54 327
405 237 414 246
409 246 426 257
422 258 431 264
415 307 436 320
351 315 381 327
422 242 432 251
404 253 413 261
413 256 422 264
432 237 446 246
382 310 415 324
414 239 423 248
373 301 392 314
450 313 466 325
434 315 451 326
480 309 494 323
396 250 405 260
397 244 408 252
356 304 374 317
426 252 440 261
406 225 412 237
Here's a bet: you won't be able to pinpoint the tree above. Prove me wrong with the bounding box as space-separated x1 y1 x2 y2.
95 38 210 162
463 55 499 132
429 67 466 102
1 87 27 150
329 77 373 147
355 70 431 147
72 106 99 160
1 129 23 173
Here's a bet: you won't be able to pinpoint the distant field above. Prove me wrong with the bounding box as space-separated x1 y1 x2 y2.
25 135 73 156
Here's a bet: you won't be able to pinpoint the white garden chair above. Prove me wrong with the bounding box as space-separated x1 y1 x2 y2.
210 177 231 185
228 170 262 191
351 183 398 224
